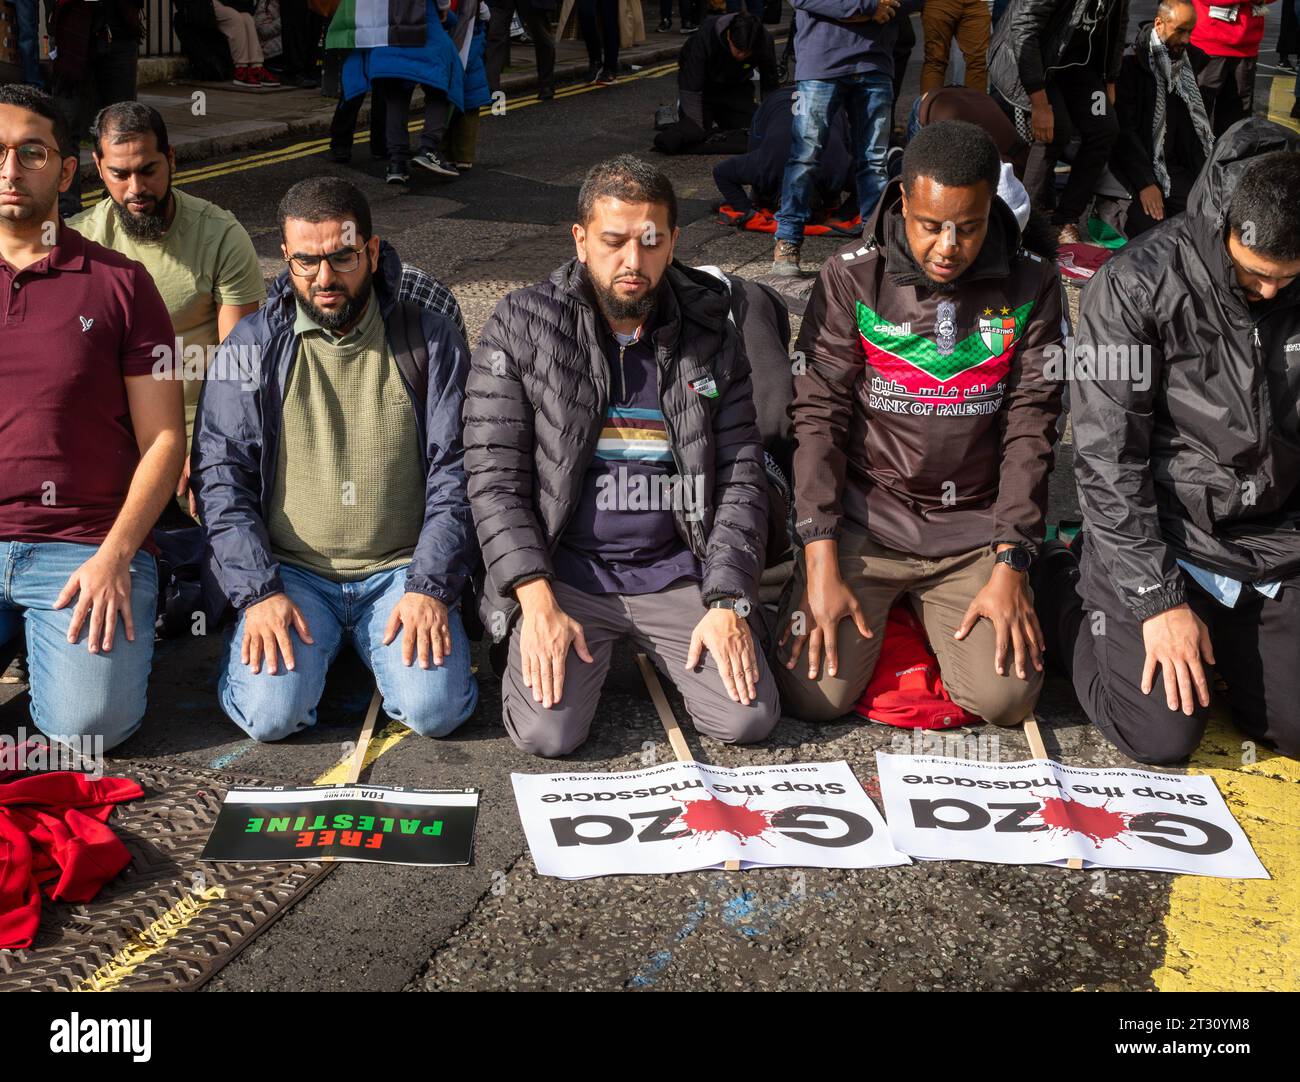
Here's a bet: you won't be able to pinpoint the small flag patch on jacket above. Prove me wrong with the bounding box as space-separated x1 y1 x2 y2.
690 377 718 399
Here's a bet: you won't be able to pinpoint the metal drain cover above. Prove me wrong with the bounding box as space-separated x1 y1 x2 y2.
0 761 332 992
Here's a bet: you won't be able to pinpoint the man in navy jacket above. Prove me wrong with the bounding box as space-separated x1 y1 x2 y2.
191 177 477 743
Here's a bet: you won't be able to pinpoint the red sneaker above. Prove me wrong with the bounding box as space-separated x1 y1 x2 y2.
233 66 260 87
255 66 280 87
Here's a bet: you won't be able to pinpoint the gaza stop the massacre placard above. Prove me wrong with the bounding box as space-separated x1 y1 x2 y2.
512 760 909 879
875 753 1268 878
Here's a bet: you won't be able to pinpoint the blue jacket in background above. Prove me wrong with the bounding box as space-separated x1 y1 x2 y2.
790 0 923 82
457 16 491 110
191 241 475 617
342 0 466 112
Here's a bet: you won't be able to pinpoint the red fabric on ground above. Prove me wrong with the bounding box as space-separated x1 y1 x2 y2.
853 603 982 729
0 771 143 948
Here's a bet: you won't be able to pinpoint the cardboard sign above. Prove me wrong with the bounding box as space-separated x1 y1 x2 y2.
201 785 479 866
875 753 1268 879
512 760 909 880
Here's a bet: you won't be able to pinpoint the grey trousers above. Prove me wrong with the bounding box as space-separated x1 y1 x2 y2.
502 580 781 757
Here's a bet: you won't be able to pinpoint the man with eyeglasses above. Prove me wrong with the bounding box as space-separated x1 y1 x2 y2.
70 103 266 516
0 84 185 750
190 176 478 743
1034 120 1300 765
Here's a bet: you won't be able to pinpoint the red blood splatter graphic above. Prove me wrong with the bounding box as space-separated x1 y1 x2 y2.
1036 795 1132 848
679 795 773 843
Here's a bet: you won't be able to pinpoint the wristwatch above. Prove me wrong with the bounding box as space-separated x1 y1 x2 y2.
709 596 752 616
994 545 1033 574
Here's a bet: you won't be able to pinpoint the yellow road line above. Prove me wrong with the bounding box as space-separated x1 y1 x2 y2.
311 718 414 786
1267 74 1299 132
75 886 228 992
1152 713 1300 991
80 62 679 206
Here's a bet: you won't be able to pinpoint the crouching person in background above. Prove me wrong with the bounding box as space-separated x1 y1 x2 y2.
192 176 478 742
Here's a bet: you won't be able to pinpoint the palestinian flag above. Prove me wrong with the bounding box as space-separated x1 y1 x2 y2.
326 0 428 50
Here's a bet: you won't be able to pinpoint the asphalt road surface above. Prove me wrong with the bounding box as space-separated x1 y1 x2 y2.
2 9 1297 992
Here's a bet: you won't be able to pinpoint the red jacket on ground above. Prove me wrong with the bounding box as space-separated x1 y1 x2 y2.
1190 0 1273 59
0 772 142 949
854 604 982 729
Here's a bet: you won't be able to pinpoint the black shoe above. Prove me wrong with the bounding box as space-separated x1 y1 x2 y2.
587 61 603 83
411 150 460 178
681 21 698 33
386 166 410 185
657 17 671 31
1279 54 1296 72
327 147 351 163
537 85 555 101
596 68 616 86
296 74 321 89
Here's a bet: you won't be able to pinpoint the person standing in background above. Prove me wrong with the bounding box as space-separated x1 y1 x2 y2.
485 0 556 99
921 0 991 92
1186 0 1276 136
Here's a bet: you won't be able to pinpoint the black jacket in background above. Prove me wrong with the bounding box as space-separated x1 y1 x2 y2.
1109 22 1208 199
989 0 1129 110
1072 119 1300 622
678 12 780 130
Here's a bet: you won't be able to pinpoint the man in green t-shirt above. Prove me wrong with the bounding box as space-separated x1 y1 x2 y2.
69 102 266 516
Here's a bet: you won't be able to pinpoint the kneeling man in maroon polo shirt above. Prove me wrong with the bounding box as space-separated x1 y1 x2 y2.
0 85 185 751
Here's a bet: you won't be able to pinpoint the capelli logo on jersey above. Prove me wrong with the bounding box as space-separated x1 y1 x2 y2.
872 321 912 336
1284 342 1300 353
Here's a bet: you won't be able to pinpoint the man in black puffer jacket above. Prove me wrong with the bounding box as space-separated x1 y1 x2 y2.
464 155 780 758
1036 119 1300 765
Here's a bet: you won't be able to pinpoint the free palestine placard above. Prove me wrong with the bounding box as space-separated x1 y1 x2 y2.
512 760 909 880
875 753 1268 879
201 785 479 866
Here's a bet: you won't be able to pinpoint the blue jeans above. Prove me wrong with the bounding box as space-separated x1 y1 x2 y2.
776 71 894 244
0 541 158 751
14 0 42 87
219 563 478 743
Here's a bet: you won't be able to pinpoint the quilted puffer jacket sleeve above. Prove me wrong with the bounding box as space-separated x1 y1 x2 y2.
701 318 769 605
405 311 476 604
463 296 555 598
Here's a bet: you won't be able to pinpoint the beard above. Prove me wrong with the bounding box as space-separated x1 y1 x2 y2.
294 268 373 331
590 270 660 322
902 245 962 293
113 186 174 241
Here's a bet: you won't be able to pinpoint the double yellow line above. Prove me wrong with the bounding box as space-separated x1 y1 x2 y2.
80 61 678 206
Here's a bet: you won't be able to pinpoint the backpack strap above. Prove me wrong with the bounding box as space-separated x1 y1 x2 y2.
388 299 429 409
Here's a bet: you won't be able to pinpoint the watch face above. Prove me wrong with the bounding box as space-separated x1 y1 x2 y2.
1005 547 1031 572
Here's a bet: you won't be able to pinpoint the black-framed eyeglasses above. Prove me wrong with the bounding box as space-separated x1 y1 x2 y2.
0 142 52 171
286 247 364 277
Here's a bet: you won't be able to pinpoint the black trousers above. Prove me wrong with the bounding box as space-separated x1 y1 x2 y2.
1021 67 1119 226
486 0 556 96
54 36 139 220
1048 543 1300 765
1191 50 1256 138
329 89 389 159
279 0 322 81
579 0 620 72
378 79 450 166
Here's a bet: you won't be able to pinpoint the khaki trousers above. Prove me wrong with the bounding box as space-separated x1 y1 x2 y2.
921 0 990 94
774 529 1041 726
